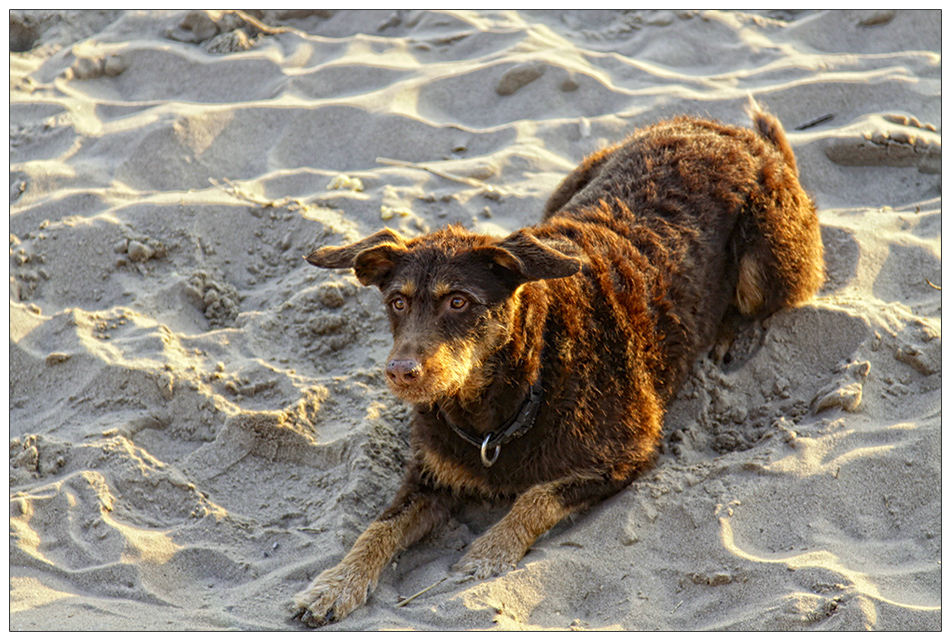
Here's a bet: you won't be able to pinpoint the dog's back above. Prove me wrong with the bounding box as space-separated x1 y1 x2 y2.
538 103 824 400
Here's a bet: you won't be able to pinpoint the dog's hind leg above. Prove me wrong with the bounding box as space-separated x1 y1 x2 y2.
731 191 824 319
453 472 633 579
293 479 450 627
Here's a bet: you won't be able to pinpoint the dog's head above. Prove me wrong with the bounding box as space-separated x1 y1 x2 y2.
307 225 581 404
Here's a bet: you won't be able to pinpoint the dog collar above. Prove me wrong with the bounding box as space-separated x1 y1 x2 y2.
437 375 544 468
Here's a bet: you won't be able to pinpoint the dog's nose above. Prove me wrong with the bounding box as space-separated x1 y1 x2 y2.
385 359 422 385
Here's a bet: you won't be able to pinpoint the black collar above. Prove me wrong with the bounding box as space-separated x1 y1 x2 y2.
437 374 544 468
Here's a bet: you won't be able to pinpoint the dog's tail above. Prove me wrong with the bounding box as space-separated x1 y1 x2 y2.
746 96 799 177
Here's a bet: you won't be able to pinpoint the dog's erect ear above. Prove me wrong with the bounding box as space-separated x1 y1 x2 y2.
305 228 408 288
475 229 582 285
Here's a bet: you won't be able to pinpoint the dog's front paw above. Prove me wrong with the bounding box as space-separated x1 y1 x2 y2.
453 537 521 580
291 564 373 628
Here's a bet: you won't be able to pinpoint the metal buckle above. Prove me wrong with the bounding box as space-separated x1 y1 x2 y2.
480 434 500 467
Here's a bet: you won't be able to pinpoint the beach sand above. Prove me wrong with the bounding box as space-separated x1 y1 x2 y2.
9 9 941 631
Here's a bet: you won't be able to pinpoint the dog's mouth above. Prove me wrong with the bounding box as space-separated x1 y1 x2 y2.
386 377 436 404
384 361 434 403
384 343 488 405
384 362 463 405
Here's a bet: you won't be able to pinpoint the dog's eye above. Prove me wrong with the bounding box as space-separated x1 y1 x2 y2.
448 295 468 311
390 297 407 312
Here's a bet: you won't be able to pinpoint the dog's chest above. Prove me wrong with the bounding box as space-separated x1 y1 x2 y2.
418 445 493 494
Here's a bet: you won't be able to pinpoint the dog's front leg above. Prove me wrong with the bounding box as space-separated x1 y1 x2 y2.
454 474 624 579
293 479 449 627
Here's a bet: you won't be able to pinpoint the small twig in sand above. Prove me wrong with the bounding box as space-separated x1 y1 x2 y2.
376 157 504 200
229 10 292 36
209 177 270 206
671 600 684 614
795 114 834 130
209 177 296 209
925 278 941 291
395 576 448 608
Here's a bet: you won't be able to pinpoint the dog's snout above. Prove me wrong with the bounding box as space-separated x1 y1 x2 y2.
386 359 422 385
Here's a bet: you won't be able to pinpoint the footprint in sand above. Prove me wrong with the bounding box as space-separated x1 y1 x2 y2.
10 13 41 52
824 113 940 174
165 10 291 54
893 321 940 378
68 54 127 80
186 270 242 328
495 62 546 96
166 10 227 44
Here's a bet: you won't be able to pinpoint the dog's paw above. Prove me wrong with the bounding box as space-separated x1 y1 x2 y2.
291 564 372 628
454 556 516 580
453 538 521 580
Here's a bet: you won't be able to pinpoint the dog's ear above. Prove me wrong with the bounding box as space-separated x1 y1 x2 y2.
476 229 582 285
306 228 408 288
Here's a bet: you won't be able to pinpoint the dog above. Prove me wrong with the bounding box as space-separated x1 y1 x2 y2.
292 101 824 627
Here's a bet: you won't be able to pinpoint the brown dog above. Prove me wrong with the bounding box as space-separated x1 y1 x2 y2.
292 101 823 627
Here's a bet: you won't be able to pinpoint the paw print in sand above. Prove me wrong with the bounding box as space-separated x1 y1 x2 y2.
824 113 939 174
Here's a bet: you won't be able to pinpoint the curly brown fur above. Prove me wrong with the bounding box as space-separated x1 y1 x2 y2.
293 102 824 626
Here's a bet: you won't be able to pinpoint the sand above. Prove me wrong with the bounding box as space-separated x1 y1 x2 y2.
8 9 941 631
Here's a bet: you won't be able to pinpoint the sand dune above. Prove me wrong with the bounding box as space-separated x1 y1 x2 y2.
9 10 941 630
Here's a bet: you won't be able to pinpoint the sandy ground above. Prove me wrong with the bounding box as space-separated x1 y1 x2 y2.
8 9 942 631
